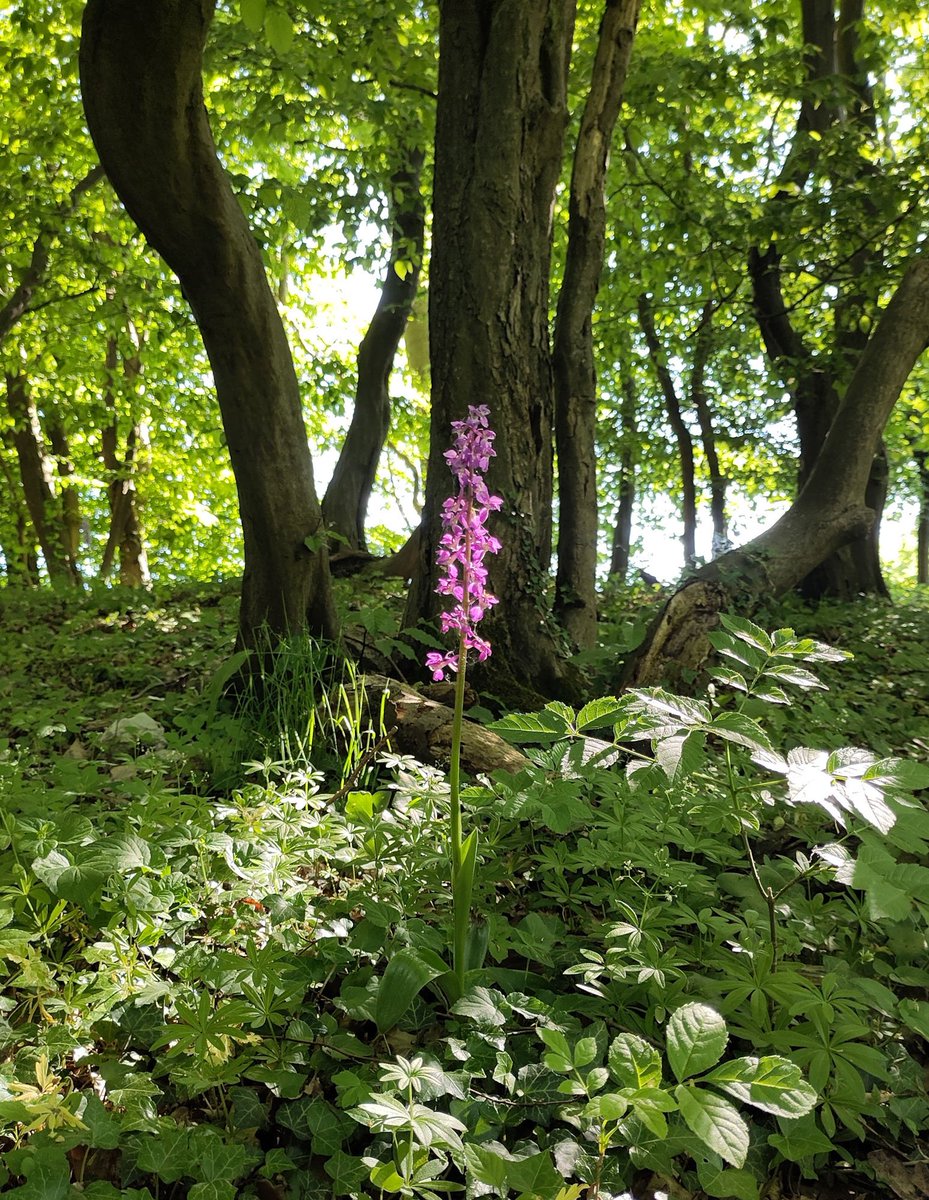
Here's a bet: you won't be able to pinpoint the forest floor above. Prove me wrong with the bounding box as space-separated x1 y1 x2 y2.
0 579 928 1200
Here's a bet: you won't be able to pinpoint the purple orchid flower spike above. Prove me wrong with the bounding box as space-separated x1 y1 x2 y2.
425 405 502 682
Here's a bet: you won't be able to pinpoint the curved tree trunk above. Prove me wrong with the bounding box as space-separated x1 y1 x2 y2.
749 0 888 599
405 0 579 703
637 293 698 567
80 0 336 645
323 149 425 551
553 0 639 649
623 251 929 686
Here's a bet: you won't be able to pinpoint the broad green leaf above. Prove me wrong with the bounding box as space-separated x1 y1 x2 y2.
264 7 294 55
490 707 573 743
696 1158 760 1200
325 1149 368 1196
608 1032 662 1090
575 696 628 731
719 614 773 653
899 998 929 1041
709 711 773 754
767 1113 836 1162
675 1083 750 1168
701 1056 817 1117
666 1003 728 1082
239 0 266 31
375 947 448 1033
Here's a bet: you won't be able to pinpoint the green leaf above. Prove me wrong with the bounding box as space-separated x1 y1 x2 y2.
899 998 929 1041
265 7 294 56
675 1083 750 1168
189 1184 236 1200
767 1113 836 1162
325 1149 368 1196
718 615 773 653
696 1158 760 1200
575 696 628 731
490 707 573 744
240 0 266 31
701 1056 817 1117
608 1032 662 1090
666 1003 728 1082
375 947 448 1033
709 711 773 754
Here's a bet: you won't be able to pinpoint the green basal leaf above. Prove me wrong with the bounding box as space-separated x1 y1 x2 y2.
375 947 448 1033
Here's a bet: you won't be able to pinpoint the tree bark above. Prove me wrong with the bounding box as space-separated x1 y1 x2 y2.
690 303 729 556
46 421 83 577
637 293 698 567
623 251 929 686
80 0 336 645
99 335 151 588
915 449 929 586
553 0 640 649
0 445 39 584
5 373 80 586
748 0 889 599
609 367 638 582
323 150 425 551
405 0 579 703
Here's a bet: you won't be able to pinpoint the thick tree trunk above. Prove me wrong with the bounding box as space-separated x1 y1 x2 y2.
637 293 697 567
553 0 639 649
0 448 39 584
623 251 929 686
5 374 80 586
80 0 336 645
405 0 579 703
323 150 425 551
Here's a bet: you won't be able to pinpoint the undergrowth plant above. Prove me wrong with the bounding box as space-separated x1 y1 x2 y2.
1 585 928 1199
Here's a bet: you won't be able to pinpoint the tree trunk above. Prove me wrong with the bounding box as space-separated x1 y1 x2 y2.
916 449 929 586
609 366 638 582
623 251 929 686
405 0 579 703
690 303 729 556
748 0 889 599
80 0 336 645
553 0 639 649
0 447 39 584
99 335 151 588
637 293 697 567
323 150 425 551
46 420 83 578
5 373 80 586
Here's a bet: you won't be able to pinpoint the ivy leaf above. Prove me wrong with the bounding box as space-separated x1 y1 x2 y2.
666 1003 728 1082
324 1151 368 1197
675 1083 750 1168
